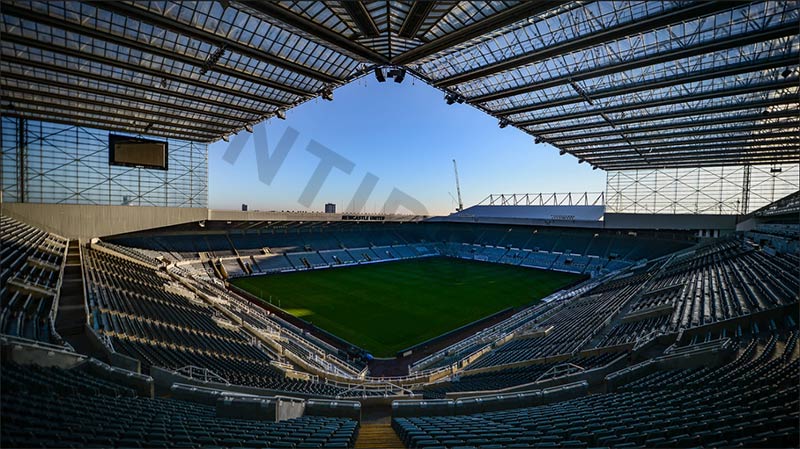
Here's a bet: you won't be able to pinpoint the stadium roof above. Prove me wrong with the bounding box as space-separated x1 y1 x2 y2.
2 0 798 169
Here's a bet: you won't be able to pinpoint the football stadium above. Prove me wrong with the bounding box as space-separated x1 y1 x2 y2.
1 1 799 448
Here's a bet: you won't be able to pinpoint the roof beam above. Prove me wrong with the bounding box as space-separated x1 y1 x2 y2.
496 55 798 116
437 1 741 87
545 109 800 141
471 23 798 103
575 140 800 158
2 55 265 118
238 1 388 63
340 1 380 37
528 97 799 135
515 81 796 127
392 1 563 65
4 4 309 99
559 128 800 154
591 146 800 160
2 95 222 138
558 122 800 149
595 152 800 170
2 85 233 132
1 110 216 142
3 34 281 110
1 70 247 126
94 1 340 85
398 1 437 38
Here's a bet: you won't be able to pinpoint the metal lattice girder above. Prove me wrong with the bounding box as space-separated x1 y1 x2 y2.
1 84 237 133
2 34 283 112
2 111 215 143
599 154 800 170
392 1 565 65
605 165 799 214
0 70 249 126
532 97 800 135
398 2 437 38
582 143 800 161
340 1 380 37
567 131 800 154
433 1 743 87
2 96 222 139
237 0 388 63
557 123 799 147
94 1 344 84
470 24 799 104
580 141 800 159
495 55 799 116
1 54 267 119
2 3 311 100
2 0 797 170
545 109 800 141
514 80 797 127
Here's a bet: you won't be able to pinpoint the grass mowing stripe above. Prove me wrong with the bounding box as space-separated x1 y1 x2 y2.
232 257 583 358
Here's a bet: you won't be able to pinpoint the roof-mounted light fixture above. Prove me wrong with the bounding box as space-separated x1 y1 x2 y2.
374 67 386 83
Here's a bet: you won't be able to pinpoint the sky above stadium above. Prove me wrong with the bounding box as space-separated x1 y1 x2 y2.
208 73 606 216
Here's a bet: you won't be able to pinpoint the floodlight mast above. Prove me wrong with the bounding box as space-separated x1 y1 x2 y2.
453 159 464 212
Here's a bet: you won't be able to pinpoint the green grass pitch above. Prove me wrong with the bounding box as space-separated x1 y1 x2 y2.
231 257 584 358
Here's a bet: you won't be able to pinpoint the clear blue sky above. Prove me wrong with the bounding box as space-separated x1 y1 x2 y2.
208 73 606 216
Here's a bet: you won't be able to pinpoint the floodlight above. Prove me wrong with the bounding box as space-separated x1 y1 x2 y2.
275 109 286 120
392 68 406 83
374 67 386 83
222 135 229 142
498 118 510 129
322 89 334 101
245 124 253 133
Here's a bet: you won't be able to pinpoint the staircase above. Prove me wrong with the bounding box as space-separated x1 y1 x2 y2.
355 422 404 448
55 241 94 356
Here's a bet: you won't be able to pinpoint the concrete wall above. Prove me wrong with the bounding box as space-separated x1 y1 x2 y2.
1 203 207 239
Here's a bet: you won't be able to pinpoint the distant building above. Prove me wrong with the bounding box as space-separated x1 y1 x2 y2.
241 204 248 211
324 203 336 213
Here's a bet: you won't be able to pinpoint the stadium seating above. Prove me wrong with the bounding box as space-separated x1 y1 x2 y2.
2 212 798 448
1 362 359 449
468 285 638 369
395 333 798 449
423 351 624 397
83 246 376 397
106 223 692 278
0 215 68 344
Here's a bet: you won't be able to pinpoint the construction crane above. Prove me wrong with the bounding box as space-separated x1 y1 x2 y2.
452 159 464 212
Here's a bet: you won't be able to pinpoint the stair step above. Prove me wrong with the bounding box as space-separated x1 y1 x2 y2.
355 423 404 449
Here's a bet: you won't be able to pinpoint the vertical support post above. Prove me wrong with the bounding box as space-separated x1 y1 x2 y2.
16 117 27 203
741 164 751 215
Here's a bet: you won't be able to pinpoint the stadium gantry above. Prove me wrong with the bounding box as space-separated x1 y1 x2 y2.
1 1 799 449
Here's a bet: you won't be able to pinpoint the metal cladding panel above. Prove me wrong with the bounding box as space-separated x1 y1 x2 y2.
453 205 605 222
